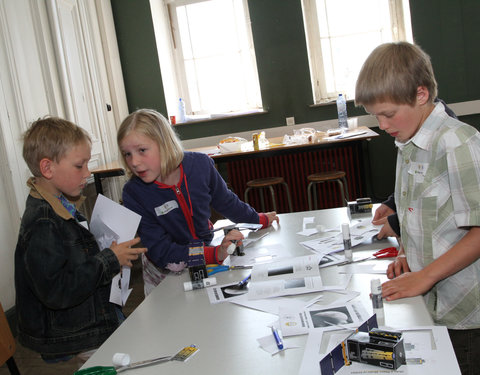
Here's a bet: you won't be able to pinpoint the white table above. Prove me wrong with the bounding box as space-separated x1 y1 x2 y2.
81 207 433 374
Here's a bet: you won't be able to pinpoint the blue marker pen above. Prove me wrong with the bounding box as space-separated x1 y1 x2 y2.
237 274 251 287
271 326 284 350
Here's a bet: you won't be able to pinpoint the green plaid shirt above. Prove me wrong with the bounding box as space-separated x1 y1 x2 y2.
395 102 480 329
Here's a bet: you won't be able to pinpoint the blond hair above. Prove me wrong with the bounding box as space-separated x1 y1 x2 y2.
117 109 184 179
23 116 91 177
355 42 437 107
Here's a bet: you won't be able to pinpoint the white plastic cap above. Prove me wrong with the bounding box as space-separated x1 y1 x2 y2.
203 277 217 287
226 243 236 254
183 281 193 292
112 353 131 367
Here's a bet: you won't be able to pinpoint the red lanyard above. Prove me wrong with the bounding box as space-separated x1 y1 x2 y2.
156 164 197 239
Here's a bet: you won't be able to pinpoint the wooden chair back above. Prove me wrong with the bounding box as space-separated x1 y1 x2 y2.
0 301 15 366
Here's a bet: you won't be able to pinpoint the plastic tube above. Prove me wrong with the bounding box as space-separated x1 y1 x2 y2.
342 223 352 262
184 277 217 292
371 278 385 326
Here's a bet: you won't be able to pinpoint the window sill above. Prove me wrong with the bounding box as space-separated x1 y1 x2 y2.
173 109 268 126
308 98 355 108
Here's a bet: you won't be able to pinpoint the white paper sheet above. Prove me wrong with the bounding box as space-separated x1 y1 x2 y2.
278 302 368 337
89 194 141 306
206 280 250 304
225 243 288 268
297 217 318 236
338 263 388 274
257 328 300 355
247 254 323 300
230 295 314 314
300 219 381 256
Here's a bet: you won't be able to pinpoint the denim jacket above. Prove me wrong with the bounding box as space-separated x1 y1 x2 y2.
15 178 121 355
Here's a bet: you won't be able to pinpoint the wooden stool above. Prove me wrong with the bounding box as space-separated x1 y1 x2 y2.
307 171 349 210
0 302 20 375
244 177 293 213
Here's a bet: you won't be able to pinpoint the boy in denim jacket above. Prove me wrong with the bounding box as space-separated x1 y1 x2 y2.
15 117 146 362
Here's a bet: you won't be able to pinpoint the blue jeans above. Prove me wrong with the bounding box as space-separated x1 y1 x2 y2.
448 327 480 375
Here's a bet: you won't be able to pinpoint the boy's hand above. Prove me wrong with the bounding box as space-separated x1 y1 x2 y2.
386 254 410 279
372 204 396 239
110 237 147 267
372 204 394 224
381 269 433 301
218 229 244 262
375 220 397 239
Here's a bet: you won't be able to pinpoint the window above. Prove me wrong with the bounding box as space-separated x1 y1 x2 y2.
302 0 413 104
151 0 262 122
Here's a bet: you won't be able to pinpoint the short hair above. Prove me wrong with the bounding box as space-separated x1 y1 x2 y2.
23 116 91 177
117 109 184 178
355 42 438 107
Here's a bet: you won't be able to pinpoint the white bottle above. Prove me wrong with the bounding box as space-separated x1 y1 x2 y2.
342 223 352 262
178 98 186 123
336 94 348 130
183 277 217 292
370 278 385 326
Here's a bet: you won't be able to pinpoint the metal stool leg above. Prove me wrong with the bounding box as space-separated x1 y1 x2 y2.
267 186 277 212
258 188 266 212
335 179 347 207
244 187 252 204
281 182 293 212
313 182 320 210
307 182 314 210
6 357 20 375
342 176 349 202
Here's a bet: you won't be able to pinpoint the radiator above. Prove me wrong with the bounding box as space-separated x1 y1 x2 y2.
226 143 364 213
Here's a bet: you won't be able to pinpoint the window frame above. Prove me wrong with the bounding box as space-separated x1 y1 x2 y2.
302 0 412 104
162 0 262 118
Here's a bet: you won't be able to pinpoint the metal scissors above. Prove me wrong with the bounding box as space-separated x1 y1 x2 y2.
206 264 230 275
372 247 398 259
206 264 252 275
354 247 398 263
337 247 398 266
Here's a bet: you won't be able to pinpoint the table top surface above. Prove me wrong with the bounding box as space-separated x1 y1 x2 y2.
188 126 379 161
90 160 124 175
81 207 432 374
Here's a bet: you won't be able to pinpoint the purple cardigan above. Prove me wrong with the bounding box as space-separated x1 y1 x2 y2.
122 151 260 267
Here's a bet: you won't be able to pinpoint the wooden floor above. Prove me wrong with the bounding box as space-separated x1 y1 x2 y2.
0 258 145 375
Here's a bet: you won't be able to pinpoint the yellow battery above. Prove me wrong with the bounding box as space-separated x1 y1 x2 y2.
252 133 260 150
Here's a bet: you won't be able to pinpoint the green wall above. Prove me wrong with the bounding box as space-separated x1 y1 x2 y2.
110 0 480 201
110 0 167 114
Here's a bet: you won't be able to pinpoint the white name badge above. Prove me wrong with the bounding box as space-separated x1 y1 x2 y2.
155 200 179 216
408 162 428 183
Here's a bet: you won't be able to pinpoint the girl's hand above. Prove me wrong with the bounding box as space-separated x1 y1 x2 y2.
264 211 279 226
217 229 244 262
110 237 147 267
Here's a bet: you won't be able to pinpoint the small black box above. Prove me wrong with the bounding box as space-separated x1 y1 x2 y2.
348 197 373 216
346 328 406 370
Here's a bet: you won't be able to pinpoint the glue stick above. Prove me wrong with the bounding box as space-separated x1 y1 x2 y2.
371 278 385 326
342 223 352 262
184 277 217 292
